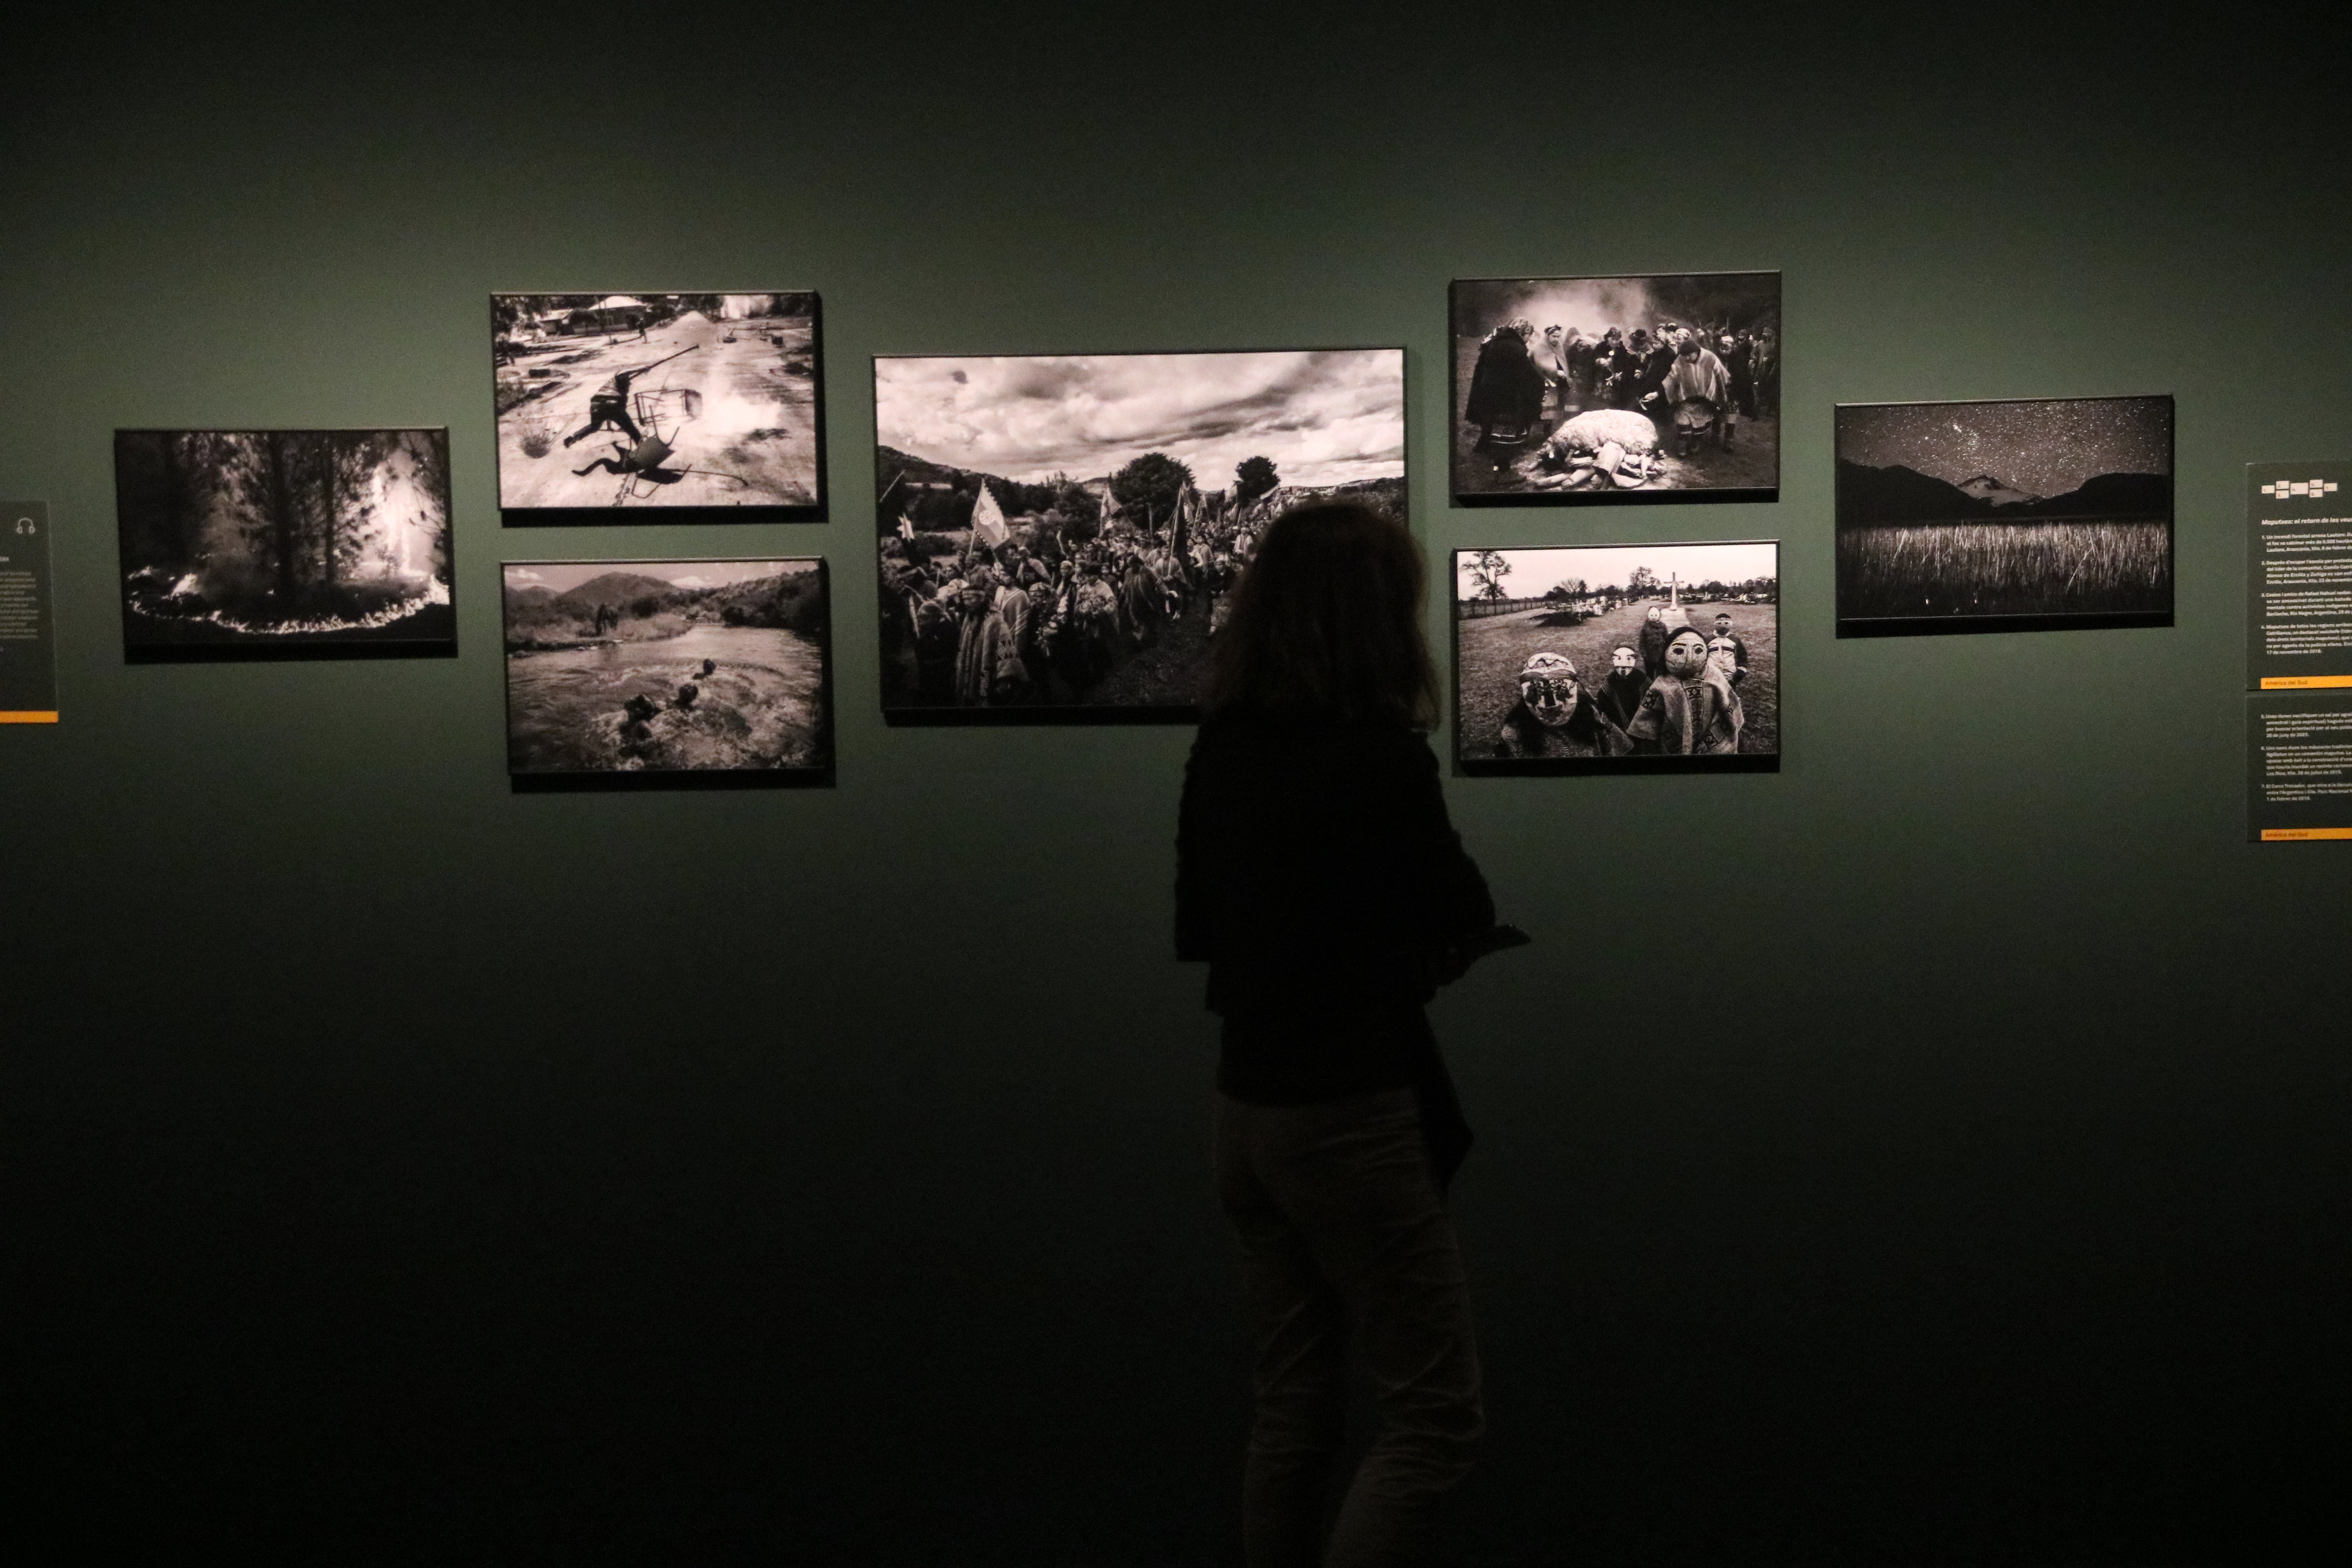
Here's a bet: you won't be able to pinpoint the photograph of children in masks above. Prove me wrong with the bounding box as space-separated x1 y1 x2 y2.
1450 271 1779 502
1453 541 1778 768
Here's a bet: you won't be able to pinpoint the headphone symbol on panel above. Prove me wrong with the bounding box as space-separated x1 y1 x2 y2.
12 517 32 535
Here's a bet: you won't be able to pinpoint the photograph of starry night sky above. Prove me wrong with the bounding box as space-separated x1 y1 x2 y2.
1838 396 2170 502
1833 395 2173 633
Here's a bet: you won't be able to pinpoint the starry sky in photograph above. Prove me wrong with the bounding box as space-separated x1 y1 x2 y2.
1836 396 2170 497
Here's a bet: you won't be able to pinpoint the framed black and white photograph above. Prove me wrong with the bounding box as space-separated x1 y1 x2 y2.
491 292 823 520
501 558 831 779
1450 271 1779 504
1453 541 1779 773
115 428 454 657
873 348 1406 721
1835 395 2174 635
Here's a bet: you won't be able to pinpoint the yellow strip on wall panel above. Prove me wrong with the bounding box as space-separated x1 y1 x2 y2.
2260 827 2352 840
0 710 61 723
2259 675 2352 689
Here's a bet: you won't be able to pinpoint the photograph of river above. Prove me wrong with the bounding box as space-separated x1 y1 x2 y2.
492 293 822 518
501 559 830 775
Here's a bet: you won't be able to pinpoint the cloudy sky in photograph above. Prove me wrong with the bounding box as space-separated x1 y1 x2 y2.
1453 542 1778 601
874 350 1405 488
1837 396 2171 496
505 559 815 594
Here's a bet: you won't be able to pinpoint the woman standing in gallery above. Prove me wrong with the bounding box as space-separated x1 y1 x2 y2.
1177 503 1498 1568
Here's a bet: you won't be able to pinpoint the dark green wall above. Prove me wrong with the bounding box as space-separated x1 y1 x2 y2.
5 4 2346 1562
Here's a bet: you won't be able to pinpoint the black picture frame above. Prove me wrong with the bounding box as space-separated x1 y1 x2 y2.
490 291 825 525
1449 271 1782 507
1833 394 2175 637
500 557 833 787
113 427 456 662
871 346 1407 724
1451 540 1782 775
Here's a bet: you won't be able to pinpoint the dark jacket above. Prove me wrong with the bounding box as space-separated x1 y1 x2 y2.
1178 711 1494 1107
1597 669 1650 732
1495 692 1625 758
1637 617 1672 676
1631 344 1676 407
1463 332 1544 431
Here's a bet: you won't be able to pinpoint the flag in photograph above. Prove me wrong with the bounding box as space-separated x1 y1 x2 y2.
970 482 1009 547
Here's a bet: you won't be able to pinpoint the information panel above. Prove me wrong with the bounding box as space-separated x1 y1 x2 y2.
2248 691 2352 841
2247 461 2352 689
0 500 57 723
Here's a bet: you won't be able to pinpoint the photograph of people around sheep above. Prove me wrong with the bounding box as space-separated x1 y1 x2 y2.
1451 271 1779 503
492 292 822 517
1454 541 1779 772
874 349 1405 718
501 559 830 777
115 428 453 656
1836 395 2173 635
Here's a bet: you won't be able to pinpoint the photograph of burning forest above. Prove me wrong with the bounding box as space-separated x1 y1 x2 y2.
492 292 822 516
1451 271 1780 503
1835 395 2174 634
115 428 453 654
1453 541 1779 772
873 349 1406 717
502 559 830 776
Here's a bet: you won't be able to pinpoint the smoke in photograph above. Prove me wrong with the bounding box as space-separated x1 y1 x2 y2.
115 428 453 652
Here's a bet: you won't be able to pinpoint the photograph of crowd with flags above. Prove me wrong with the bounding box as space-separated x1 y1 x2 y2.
1451 271 1780 502
873 349 1406 715
1453 540 1779 769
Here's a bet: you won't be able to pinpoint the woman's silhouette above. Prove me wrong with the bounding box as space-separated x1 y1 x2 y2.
1177 502 1498 1567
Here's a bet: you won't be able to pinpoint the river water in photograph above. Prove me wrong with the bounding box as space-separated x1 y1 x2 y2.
507 624 825 772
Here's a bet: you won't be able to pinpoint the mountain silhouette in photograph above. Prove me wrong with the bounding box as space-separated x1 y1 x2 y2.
1954 473 2040 505
542 571 685 612
1836 460 2171 527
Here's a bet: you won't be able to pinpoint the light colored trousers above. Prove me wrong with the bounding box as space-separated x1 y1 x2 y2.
1216 1088 1484 1568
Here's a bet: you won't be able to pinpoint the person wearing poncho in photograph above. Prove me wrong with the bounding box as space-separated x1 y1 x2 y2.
1494 650 1629 758
1627 624 1743 754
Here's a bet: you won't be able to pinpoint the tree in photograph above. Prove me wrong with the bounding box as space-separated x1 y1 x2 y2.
220 432 312 607
1627 564 1660 596
133 430 227 575
211 431 361 611
314 432 390 596
1050 477 1102 545
1544 575 1588 601
1110 451 1194 531
1466 549 1512 600
407 431 452 587
1234 455 1278 507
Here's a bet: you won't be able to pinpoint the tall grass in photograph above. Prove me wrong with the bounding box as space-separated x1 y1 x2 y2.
1837 519 2170 622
